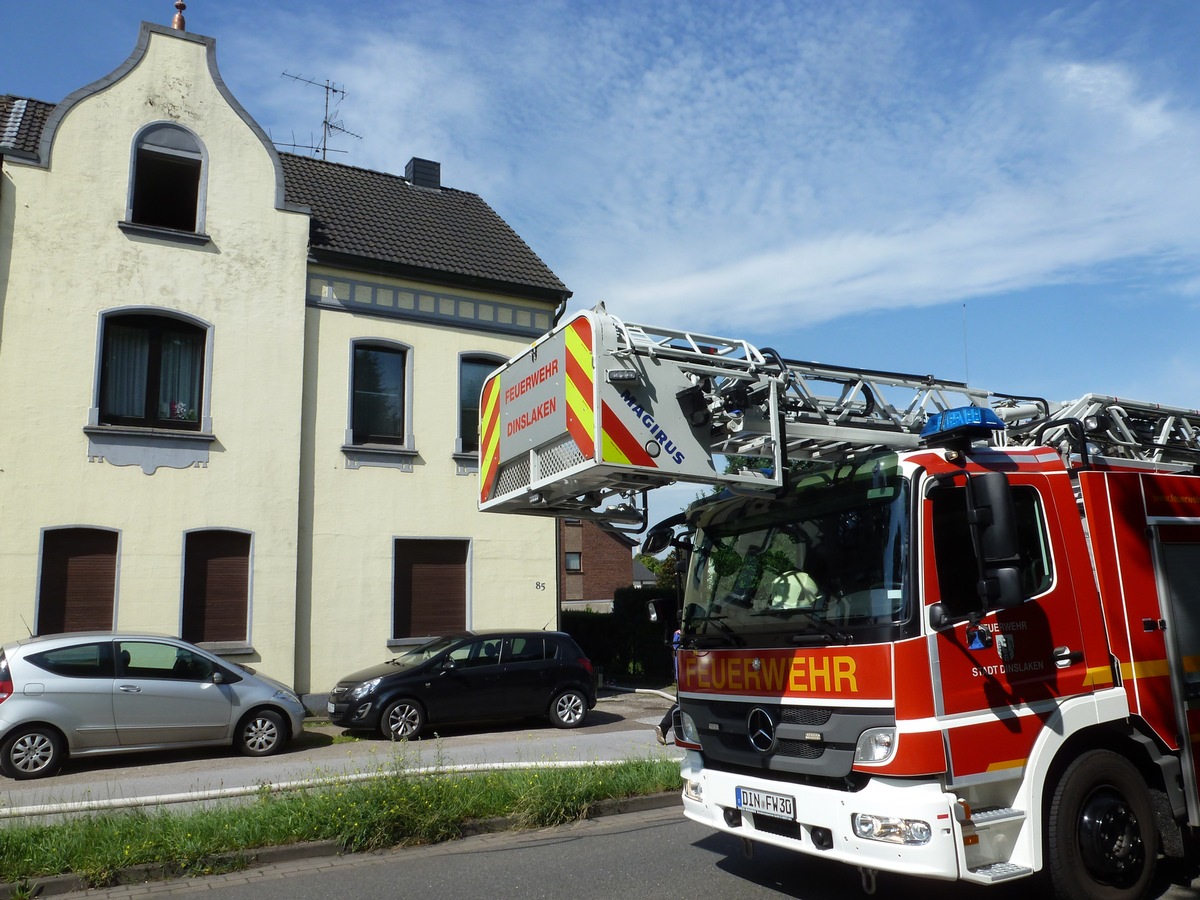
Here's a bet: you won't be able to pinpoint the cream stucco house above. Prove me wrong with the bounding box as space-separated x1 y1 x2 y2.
0 18 567 695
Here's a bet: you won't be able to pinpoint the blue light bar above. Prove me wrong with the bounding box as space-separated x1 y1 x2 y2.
920 406 1006 444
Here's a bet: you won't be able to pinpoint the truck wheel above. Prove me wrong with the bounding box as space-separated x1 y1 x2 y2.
1047 749 1156 900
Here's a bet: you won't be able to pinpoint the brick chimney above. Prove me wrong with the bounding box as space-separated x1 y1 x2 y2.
405 157 441 189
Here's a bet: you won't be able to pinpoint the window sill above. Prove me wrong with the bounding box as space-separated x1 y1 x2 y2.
118 220 212 245
342 444 418 471
84 424 215 475
197 642 255 657
452 452 479 476
387 637 433 650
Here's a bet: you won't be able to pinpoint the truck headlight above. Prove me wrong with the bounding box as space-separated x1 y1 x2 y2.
678 711 703 749
854 727 895 763
851 813 932 845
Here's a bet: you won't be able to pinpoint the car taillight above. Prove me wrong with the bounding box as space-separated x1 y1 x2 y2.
578 657 593 676
0 678 12 703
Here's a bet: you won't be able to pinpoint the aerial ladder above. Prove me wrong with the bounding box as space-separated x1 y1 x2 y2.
479 304 1200 529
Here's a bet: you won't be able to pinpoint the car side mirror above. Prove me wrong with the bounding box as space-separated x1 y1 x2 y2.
212 671 224 684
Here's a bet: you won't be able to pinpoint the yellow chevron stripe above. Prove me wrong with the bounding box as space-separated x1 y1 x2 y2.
566 382 592 428
601 427 632 465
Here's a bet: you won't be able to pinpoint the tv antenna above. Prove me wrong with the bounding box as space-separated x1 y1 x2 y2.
277 71 363 159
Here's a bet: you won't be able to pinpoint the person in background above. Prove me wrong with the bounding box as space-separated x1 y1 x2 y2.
654 628 682 745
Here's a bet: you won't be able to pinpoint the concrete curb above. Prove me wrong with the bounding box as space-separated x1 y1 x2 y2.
1 791 682 898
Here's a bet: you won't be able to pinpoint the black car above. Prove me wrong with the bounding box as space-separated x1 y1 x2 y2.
326 631 597 739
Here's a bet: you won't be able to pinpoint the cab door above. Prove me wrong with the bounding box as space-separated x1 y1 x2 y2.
925 471 1100 780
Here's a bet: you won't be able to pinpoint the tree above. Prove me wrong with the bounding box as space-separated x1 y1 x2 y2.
636 549 683 590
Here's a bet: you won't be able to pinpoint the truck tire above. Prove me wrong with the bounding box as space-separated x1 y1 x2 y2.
1047 749 1157 900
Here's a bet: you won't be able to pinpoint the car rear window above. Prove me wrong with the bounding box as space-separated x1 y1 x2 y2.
28 642 114 678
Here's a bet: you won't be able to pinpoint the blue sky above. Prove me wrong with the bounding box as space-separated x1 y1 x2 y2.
6 1 1200 526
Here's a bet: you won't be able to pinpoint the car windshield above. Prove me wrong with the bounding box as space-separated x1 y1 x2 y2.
389 636 460 666
683 455 910 647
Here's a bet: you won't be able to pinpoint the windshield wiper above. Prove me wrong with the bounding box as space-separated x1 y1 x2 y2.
785 610 854 645
682 613 745 647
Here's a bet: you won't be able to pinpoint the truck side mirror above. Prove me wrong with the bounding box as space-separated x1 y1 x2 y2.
968 471 1022 610
642 528 672 555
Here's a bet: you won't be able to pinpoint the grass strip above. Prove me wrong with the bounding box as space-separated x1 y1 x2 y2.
0 757 681 890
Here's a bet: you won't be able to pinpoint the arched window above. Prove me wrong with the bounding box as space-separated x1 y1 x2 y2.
99 312 206 431
129 123 204 232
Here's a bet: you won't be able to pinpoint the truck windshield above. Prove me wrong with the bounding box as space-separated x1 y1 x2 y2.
683 457 909 647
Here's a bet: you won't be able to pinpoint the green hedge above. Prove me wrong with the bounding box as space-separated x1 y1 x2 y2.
562 586 679 684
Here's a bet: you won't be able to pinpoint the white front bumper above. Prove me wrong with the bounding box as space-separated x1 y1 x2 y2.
680 752 965 881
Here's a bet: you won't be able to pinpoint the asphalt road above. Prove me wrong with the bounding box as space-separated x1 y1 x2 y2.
0 689 680 821
66 806 1200 900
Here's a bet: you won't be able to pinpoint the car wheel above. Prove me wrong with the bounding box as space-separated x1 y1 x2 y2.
236 709 287 757
1 725 65 779
550 689 588 728
381 699 425 740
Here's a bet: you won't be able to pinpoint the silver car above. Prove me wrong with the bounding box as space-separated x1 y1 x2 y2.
0 632 306 779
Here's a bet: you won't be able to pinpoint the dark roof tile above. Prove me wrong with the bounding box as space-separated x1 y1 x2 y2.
280 153 569 300
0 95 55 157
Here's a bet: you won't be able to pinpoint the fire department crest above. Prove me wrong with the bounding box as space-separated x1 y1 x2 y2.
995 633 1015 663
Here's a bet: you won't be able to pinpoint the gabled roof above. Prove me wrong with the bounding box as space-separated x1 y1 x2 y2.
0 93 570 303
0 96 55 158
280 153 569 303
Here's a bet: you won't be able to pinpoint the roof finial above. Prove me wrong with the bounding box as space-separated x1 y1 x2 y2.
172 1 187 31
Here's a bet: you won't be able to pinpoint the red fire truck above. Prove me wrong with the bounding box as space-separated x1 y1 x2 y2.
479 304 1200 899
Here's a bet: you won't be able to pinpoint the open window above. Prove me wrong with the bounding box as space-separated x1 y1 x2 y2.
128 123 204 233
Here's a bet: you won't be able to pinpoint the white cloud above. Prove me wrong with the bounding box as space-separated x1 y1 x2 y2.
203 1 1200 400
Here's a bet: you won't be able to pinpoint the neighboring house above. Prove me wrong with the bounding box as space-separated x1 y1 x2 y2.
0 17 568 693
632 559 658 589
559 519 636 613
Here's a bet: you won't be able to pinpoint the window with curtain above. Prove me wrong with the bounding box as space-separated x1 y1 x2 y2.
458 355 502 455
352 344 408 445
99 314 205 430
